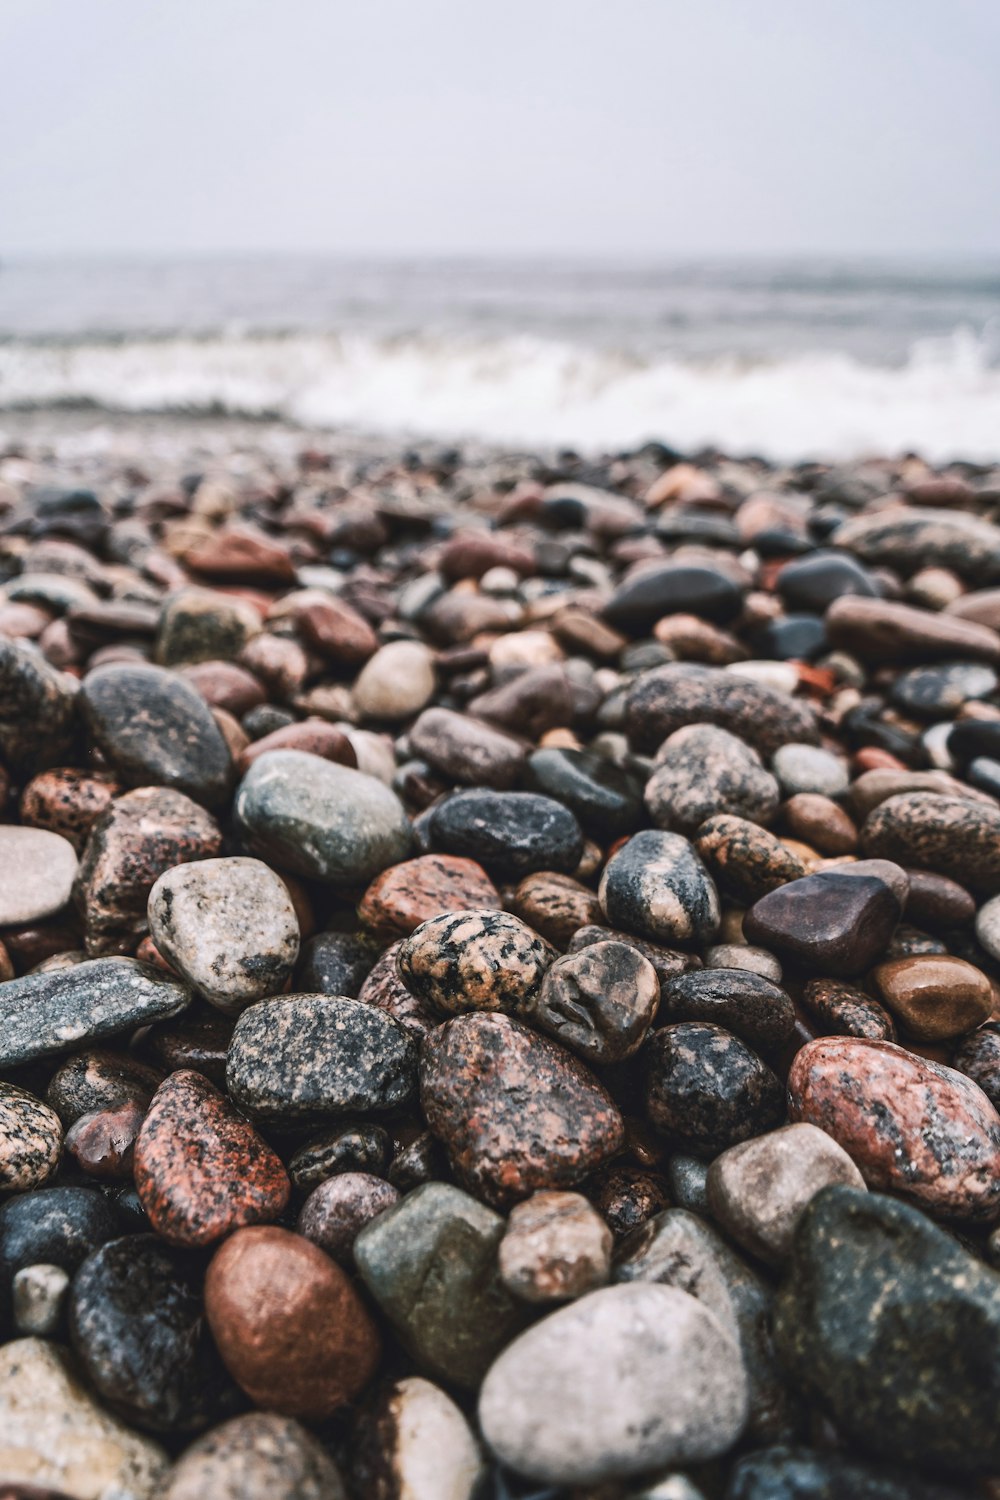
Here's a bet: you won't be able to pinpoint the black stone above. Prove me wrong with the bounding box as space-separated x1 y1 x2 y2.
288 1121 393 1194
296 931 382 997
775 551 879 612
948 718 1000 764
522 747 643 837
0 1186 120 1281
426 790 584 880
727 1446 968 1500
657 968 796 1049
644 1021 784 1155
604 564 743 631
750 614 828 662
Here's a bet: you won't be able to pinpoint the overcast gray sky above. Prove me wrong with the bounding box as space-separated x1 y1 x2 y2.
2 0 998 258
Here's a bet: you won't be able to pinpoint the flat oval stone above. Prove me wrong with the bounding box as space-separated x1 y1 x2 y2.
800 977 897 1041
0 1086 62 1192
227 995 418 1125
872 955 993 1041
657 969 795 1049
891 661 998 718
478 1283 748 1485
827 595 1000 664
774 1186 1000 1473
727 1446 961 1500
523 747 643 837
0 959 190 1070
604 563 743 631
205 1225 380 1419
788 1037 1000 1221
694 815 807 904
296 1173 400 1265
420 1012 624 1209
148 857 299 1016
645 725 779 835
354 1182 528 1389
904 869 976 929
0 828 77 927
833 507 1000 585
234 750 412 885
775 550 879 611
161 1413 346 1500
134 1070 289 1247
625 664 819 758
861 791 1000 893
80 662 232 809
69 1234 240 1434
397 909 555 1018
352 639 436 721
644 1023 784 1155
357 854 499 939
523 941 659 1063
743 868 904 976
425 790 584 879
782 793 858 856
599 830 720 946
65 1099 145 1181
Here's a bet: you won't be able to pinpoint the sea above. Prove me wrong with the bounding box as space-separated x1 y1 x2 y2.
1 255 998 463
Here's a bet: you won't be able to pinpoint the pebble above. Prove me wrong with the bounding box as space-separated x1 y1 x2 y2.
775 1186 1000 1474
155 588 260 668
861 790 1000 892
508 870 604 946
694 815 807 903
478 1283 748 1485
69 1234 239 1433
727 1446 970 1500
782 792 858 854
287 1121 392 1194
788 1037 1000 1221
775 550 879 610
523 940 659 1063
0 1187 119 1280
644 1023 785 1155
771 743 849 798
134 1070 289 1247
397 909 555 1018
408 707 526 789
419 1012 624 1208
0 959 190 1069
295 930 380 996
160 1413 347 1500
19 767 119 853
205 1226 380 1418
0 828 78 927
706 1122 866 1265
903 868 976 928
523 746 643 837
950 1022 1000 1110
0 1087 63 1193
826 595 1000 663
872 954 993 1041
890 660 998 718
833 506 1000 584
352 640 436 720
357 940 438 1037
743 865 904 976
352 1376 483 1500
357 854 500 938
604 562 743 631
975 892 1000 959
424 790 584 878
599 830 721 946
0 1337 168 1499
65 1099 145 1180
296 1172 400 1264
625 663 819 759
354 1182 527 1388
227 995 418 1125
657 968 794 1049
567 922 697 985
703 944 783 980
0 638 78 775
645 725 780 835
147 856 299 1015
800 977 897 1041
498 1190 612 1303
12 1263 70 1338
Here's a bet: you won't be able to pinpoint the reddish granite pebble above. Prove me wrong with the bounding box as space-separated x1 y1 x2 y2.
19 768 121 853
134 1069 290 1247
238 720 357 773
788 1036 1000 1221
508 871 604 946
357 853 500 938
800 977 897 1042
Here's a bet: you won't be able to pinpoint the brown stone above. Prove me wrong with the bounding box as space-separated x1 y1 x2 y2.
468 666 574 740
180 661 266 717
498 1190 612 1302
872 955 993 1042
438 531 535 581
508 871 604 946
694 815 806 904
64 1099 145 1180
205 1226 381 1419
849 768 993 820
826 595 1000 663
20 768 120 853
290 592 378 665
861 792 1000 894
788 1036 1000 1221
946 586 1000 631
237 720 357 773
357 941 438 1039
185 526 297 583
782 793 858 856
238 632 309 700
800 977 897 1042
903 870 977 929
408 707 526 789
357 854 500 938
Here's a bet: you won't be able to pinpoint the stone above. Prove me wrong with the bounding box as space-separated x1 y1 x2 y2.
160 1413 346 1500
147 857 299 1015
478 1283 748 1485
704 944 783 981
295 931 380 997
872 955 993 1041
424 790 584 879
0 1188 119 1280
357 855 499 939
625 664 818 759
397 909 555 1018
147 1011 232 1086
645 725 779 835
205 1226 380 1419
236 719 357 774
227 994 418 1125
788 1037 1000 1221
782 793 859 855
357 941 438 1038
290 590 378 664
20 768 119 853
599 830 721 946
771 744 849 799
352 1376 483 1500
0 1337 168 1499
523 747 643 837
566 924 697 986
420 1012 624 1209
155 588 260 668
0 638 78 775
833 507 1000 584
80 663 232 809
524 941 659 1063
774 1186 1000 1474
694 815 807 904
826 595 1000 664
234 750 412 884
657 969 795 1049
296 1173 400 1264
0 1088 62 1192
891 661 998 718
604 563 743 631
591 1164 671 1237
508 870 604 946
64 1100 145 1181
644 1023 784 1156
727 1446 969 1500
951 1022 1000 1110
706 1122 866 1265
861 791 1000 893
0 959 190 1069
288 1122 392 1194
743 866 904 976
775 550 879 610
0 829 77 927
134 1070 289 1248
799 977 897 1041
903 869 976 928
180 660 267 717
69 1235 239 1434
12 1264 70 1338
498 1191 612 1303
354 1183 527 1388
352 640 436 720
408 707 526 789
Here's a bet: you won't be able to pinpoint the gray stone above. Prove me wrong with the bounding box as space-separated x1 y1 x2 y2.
0 826 78 926
0 637 79 773
13 1263 70 1337
645 724 780 834
161 1413 346 1500
975 893 1000 962
523 940 660 1063
771 743 849 798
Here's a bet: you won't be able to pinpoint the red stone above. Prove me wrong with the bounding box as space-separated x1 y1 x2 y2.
184 526 297 583
238 719 357 774
20 768 120 853
291 593 378 665
357 854 500 938
64 1099 145 1180
180 661 267 716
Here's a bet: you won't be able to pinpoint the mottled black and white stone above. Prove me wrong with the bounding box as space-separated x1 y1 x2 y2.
0 1086 64 1192
397 909 556 1018
645 724 780 834
425 790 584 880
523 941 660 1063
599 830 721 946
644 1022 785 1155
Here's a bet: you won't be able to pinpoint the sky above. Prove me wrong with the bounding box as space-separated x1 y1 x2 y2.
2 0 999 259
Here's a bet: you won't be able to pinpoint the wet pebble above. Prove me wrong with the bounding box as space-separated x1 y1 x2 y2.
498 1190 612 1303
657 968 795 1049
644 1023 784 1156
599 830 721 946
872 954 993 1041
296 1172 400 1264
743 864 905 976
424 790 584 879
397 909 555 1018
523 940 659 1063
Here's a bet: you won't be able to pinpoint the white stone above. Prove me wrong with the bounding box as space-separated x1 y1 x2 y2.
478 1283 747 1485
12 1263 70 1337
352 641 436 721
0 1337 168 1499
376 1377 484 1500
772 743 849 798
976 894 1000 962
0 826 78 926
725 661 799 695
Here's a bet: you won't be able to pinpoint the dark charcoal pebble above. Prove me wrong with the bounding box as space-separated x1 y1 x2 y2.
288 1122 393 1194
604 563 743 631
425 790 584 879
744 868 904 976
295 930 381 997
775 550 880 611
657 968 796 1049
522 747 643 837
644 1021 785 1155
0 1186 120 1281
726 1445 968 1500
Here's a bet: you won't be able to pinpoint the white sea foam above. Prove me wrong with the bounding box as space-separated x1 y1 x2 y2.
0 326 998 462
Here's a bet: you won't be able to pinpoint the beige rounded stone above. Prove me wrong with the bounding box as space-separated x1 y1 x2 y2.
499 1191 613 1303
0 825 78 926
352 641 436 721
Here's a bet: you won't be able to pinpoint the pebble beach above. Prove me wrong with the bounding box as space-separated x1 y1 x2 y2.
0 411 998 1498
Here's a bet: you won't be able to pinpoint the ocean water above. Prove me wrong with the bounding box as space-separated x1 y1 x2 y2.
1 255 998 462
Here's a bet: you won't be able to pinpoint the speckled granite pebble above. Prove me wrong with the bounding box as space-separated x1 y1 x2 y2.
0 1088 63 1193
397 909 555 1018
160 1413 346 1500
